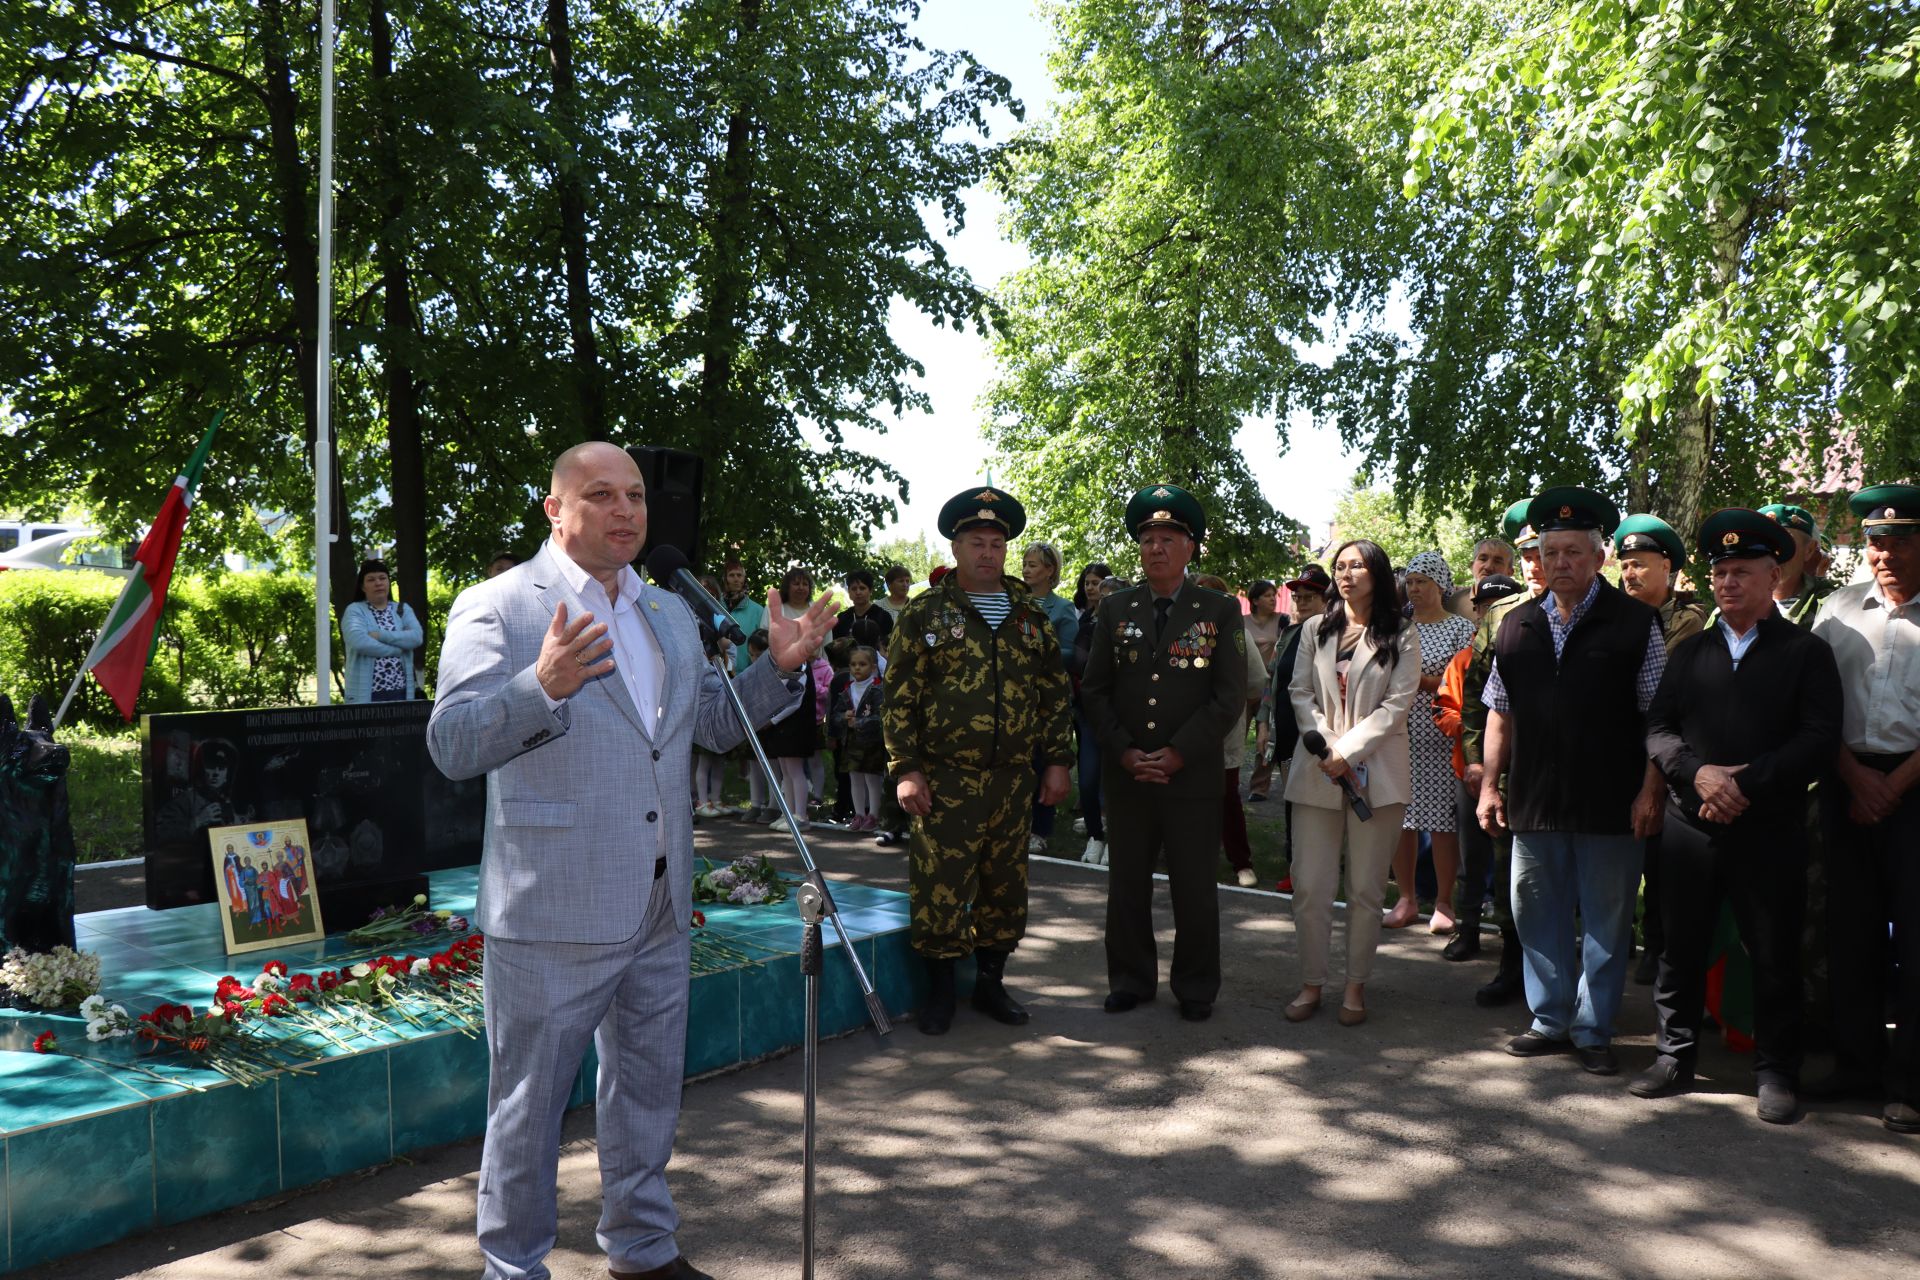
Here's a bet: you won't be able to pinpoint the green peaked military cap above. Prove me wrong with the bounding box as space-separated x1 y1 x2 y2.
937 486 1027 540
1615 514 1687 570
1698 508 1793 563
1500 497 1539 550
1757 503 1820 540
1125 483 1206 542
1526 484 1621 538
1848 482 1920 535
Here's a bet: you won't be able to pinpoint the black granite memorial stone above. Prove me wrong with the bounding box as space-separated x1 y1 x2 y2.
143 701 483 925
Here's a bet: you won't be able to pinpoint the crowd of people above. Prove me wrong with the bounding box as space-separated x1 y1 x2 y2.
425 441 1916 1280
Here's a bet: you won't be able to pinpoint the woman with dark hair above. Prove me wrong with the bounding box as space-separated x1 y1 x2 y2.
776 568 829 811
1068 561 1113 861
342 558 424 702
832 567 895 650
1282 539 1420 1025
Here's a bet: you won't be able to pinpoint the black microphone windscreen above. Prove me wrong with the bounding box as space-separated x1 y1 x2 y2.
1301 729 1327 755
643 543 691 586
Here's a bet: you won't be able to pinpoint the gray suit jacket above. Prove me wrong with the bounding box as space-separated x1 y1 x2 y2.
427 543 797 944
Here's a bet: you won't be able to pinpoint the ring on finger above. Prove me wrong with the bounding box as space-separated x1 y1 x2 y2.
574 652 590 667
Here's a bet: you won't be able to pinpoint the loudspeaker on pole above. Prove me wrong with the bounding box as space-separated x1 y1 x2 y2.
626 446 705 569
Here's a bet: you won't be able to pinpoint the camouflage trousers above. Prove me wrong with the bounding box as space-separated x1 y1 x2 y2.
908 762 1031 960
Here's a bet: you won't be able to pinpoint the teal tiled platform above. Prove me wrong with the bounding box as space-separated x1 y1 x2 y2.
0 867 913 1274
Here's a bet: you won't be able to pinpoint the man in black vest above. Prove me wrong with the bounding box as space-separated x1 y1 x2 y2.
1082 484 1249 1022
1634 510 1841 1123
1477 486 1669 1075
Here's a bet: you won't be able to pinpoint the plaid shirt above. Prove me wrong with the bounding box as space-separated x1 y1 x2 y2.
1482 577 1667 714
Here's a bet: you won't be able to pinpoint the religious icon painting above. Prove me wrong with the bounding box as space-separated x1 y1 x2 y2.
209 818 326 955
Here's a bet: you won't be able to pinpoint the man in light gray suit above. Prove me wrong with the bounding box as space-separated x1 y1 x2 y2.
429 442 837 1280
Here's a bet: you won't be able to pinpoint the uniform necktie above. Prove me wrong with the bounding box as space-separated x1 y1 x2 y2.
1153 596 1173 646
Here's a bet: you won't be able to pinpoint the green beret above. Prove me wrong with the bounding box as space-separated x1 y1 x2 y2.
1526 485 1621 539
1697 508 1793 564
1757 503 1820 541
1849 482 1920 536
1615 514 1686 571
937 486 1026 540
1124 484 1206 542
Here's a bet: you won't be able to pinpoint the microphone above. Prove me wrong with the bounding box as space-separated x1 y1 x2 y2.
1302 728 1372 821
644 545 747 646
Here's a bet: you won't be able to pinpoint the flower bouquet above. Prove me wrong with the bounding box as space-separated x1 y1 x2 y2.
0 945 102 1010
346 893 470 947
693 855 790 907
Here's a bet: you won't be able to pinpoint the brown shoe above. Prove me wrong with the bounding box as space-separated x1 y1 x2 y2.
1336 1003 1368 1027
611 1257 716 1280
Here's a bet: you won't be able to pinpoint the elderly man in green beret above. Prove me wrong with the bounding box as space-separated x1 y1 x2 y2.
1080 485 1248 1022
1810 482 1920 1133
882 486 1074 1036
1758 503 1835 628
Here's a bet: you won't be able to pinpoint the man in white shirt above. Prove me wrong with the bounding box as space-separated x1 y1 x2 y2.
1810 482 1920 1134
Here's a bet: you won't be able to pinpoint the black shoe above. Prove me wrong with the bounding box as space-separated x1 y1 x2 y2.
1103 991 1142 1013
1802 1067 1882 1100
1757 1078 1799 1125
1506 1031 1573 1058
1476 942 1524 1007
1632 948 1658 986
1442 927 1482 962
874 830 903 847
1628 1055 1692 1097
917 958 956 1036
969 949 1030 1026
1884 1100 1920 1134
1178 999 1213 1022
1247 793 1268 803
1575 1044 1619 1075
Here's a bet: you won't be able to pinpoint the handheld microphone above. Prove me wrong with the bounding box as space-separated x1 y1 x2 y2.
1302 728 1372 821
644 545 747 646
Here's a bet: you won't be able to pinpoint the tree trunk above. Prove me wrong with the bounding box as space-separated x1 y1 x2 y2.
370 0 429 663
259 0 357 621
1657 196 1749 538
694 0 762 447
545 0 605 439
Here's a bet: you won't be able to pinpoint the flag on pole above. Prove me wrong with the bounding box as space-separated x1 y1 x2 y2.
82 412 223 721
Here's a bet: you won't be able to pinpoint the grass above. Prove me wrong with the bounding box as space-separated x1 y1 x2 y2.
62 730 144 863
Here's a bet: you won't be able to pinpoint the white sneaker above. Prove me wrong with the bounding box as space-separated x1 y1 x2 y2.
769 815 791 831
1026 834 1049 855
1235 867 1258 888
1082 838 1107 865
1073 817 1087 836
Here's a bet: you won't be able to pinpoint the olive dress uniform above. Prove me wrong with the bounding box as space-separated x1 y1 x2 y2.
1082 579 1249 1009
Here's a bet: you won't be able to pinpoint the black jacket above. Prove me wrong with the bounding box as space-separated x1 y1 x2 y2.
1645 612 1842 831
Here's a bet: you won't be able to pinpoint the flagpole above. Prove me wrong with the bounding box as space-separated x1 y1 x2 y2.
50 574 141 731
314 0 337 706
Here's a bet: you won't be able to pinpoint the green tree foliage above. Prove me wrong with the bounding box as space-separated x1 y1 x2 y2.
984 0 1387 585
0 0 1014 630
1404 0 1920 534
1326 483 1499 578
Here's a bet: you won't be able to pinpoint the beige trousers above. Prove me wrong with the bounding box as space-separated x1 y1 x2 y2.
1289 800 1407 987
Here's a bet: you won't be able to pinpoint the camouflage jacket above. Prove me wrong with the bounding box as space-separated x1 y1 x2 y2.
882 573 1073 778
1658 592 1710 654
1459 591 1530 769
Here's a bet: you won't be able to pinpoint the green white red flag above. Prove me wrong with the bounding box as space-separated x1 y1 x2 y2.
83 413 223 720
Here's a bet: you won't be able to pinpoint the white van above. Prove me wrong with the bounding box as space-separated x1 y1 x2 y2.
0 523 136 575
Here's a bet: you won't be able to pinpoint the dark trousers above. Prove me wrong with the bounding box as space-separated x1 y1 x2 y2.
1653 802 1806 1081
1640 830 1666 958
1220 767 1251 872
1031 745 1056 838
1075 706 1105 840
1103 773 1221 1005
1824 758 1920 1094
1453 777 1512 927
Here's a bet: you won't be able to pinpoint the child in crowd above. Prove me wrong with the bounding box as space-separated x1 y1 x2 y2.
813 636 847 815
751 628 816 829
827 646 888 830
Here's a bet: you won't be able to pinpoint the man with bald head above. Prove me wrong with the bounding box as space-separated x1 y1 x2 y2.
430 441 837 1280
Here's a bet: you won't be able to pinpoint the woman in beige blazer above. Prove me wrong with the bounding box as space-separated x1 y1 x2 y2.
1282 539 1420 1025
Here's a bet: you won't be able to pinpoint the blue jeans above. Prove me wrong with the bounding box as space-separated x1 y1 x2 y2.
1511 829 1643 1047
1075 706 1104 840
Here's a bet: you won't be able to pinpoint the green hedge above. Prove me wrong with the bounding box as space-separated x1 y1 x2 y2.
0 568 464 731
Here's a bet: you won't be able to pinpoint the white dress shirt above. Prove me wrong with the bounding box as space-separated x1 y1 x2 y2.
1813 579 1920 754
542 538 665 737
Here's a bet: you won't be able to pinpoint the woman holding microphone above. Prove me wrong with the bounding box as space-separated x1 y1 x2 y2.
1283 539 1420 1025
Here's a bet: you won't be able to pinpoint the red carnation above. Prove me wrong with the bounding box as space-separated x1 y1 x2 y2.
287 973 316 1001
691 910 707 929
259 993 292 1017
262 960 289 977
318 971 341 992
218 1000 245 1022
32 1031 57 1054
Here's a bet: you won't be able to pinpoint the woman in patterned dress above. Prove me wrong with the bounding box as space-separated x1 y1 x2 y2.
1383 551 1476 934
341 559 424 703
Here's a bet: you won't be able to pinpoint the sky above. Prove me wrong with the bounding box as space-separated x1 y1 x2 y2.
848 0 1366 552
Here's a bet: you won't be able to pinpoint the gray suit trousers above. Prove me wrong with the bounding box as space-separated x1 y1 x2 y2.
477 880 689 1280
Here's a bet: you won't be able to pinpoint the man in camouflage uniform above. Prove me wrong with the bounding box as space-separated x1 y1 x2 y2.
1615 512 1710 984
883 487 1073 1036
1450 500 1544 995
1760 503 1836 628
